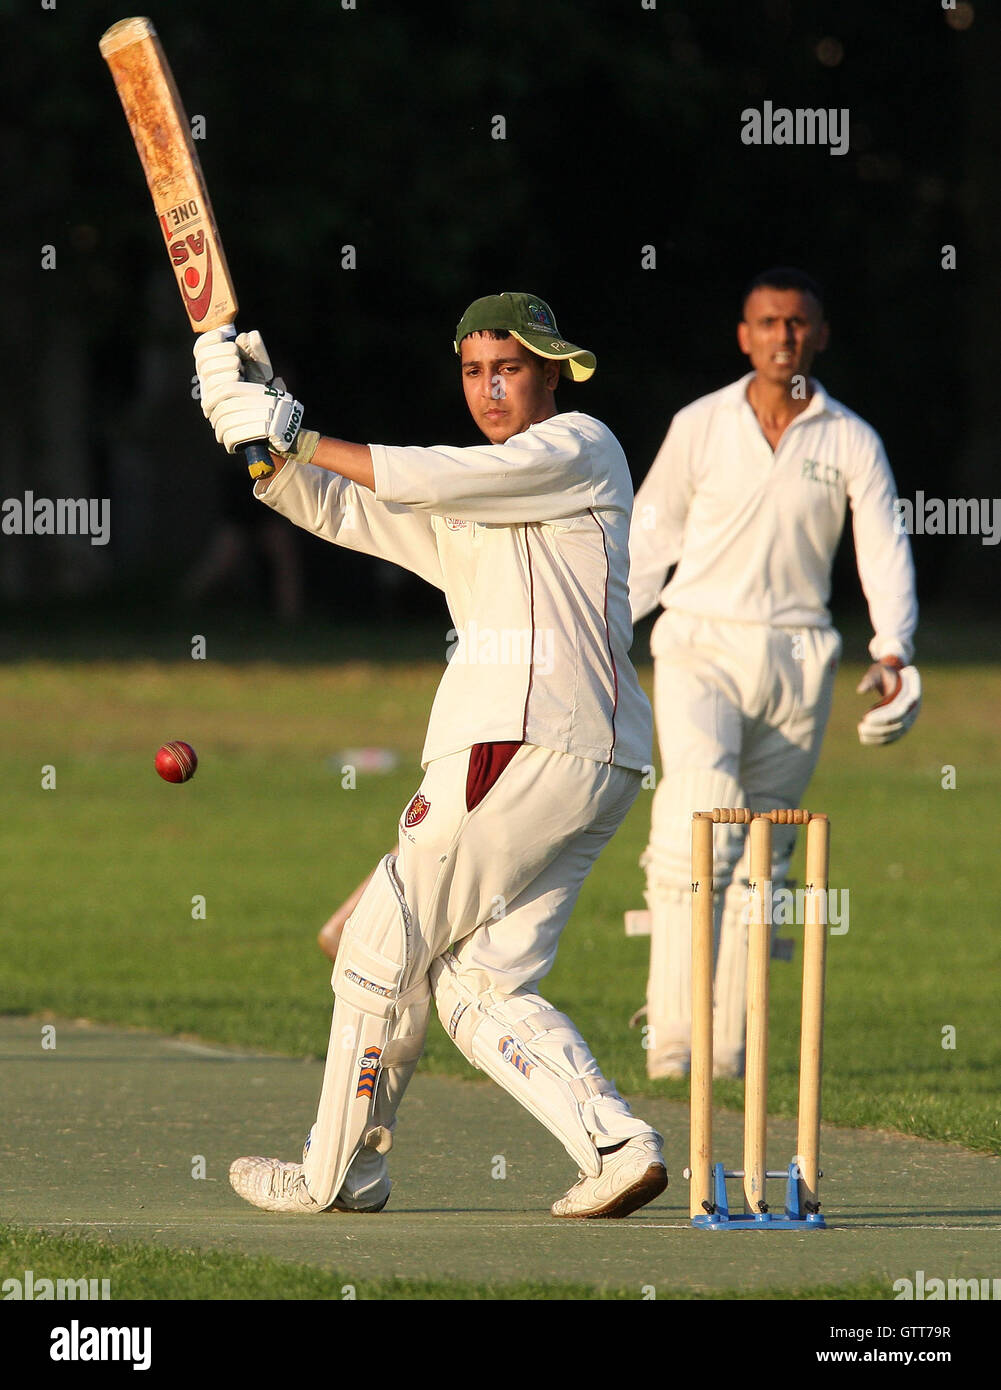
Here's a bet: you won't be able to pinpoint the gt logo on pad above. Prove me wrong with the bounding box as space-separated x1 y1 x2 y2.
356 1047 382 1099
499 1035 534 1078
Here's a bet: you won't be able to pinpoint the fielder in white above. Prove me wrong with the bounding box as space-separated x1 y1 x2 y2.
193 292 667 1218
628 267 920 1081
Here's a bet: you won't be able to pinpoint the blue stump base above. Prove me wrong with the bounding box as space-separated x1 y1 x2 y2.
691 1161 826 1230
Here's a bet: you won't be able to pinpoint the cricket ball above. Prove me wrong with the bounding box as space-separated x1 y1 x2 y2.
155 741 198 783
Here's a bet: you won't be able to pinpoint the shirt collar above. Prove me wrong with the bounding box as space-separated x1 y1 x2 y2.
728 371 837 422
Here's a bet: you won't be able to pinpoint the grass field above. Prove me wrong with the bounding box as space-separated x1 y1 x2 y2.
0 1223 892 1302
2 606 999 1300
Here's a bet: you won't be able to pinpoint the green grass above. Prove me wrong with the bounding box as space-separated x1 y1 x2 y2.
2 630 999 1153
0 1225 891 1300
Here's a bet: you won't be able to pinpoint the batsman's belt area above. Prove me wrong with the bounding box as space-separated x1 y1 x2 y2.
2 1018 999 1295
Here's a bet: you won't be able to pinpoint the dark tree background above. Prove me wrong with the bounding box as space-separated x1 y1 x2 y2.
4 0 997 628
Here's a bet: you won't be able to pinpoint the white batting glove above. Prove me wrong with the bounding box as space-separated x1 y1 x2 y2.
194 328 281 418
194 326 238 419
207 380 305 455
232 329 275 384
857 660 922 745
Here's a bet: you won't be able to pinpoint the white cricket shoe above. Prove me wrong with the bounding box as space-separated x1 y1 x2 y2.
229 1155 391 1213
649 1049 746 1080
713 1048 745 1081
647 1046 690 1080
332 1145 392 1212
229 1157 323 1212
550 1132 668 1219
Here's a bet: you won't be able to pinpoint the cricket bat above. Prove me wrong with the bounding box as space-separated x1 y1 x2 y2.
100 16 274 480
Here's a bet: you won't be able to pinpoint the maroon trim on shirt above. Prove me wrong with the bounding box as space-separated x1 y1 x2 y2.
588 507 618 763
465 741 524 813
521 524 536 741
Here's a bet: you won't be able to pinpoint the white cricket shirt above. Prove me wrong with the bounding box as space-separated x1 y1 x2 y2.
257 412 652 770
628 374 917 662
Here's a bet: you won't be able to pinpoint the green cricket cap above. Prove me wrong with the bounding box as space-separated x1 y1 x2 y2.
454 292 596 381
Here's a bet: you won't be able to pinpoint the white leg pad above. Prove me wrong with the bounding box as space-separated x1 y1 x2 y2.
431 953 615 1178
642 769 744 1066
713 898 749 1075
714 803 799 1074
644 887 692 1063
302 855 430 1208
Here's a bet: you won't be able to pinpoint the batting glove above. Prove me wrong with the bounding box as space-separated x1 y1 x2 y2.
194 327 280 418
207 380 305 456
856 660 922 745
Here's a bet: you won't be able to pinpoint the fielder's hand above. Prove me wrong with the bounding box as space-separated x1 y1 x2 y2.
207 380 306 456
856 659 922 745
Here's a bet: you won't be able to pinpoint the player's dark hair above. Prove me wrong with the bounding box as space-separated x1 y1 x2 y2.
741 267 824 317
459 329 511 343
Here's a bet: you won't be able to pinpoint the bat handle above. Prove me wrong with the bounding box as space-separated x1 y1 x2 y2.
243 441 275 480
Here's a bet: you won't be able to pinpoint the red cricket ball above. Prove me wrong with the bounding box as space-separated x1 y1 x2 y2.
155 741 198 783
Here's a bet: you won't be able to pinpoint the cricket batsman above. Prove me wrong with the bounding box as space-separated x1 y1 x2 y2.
193 292 668 1218
628 267 921 1081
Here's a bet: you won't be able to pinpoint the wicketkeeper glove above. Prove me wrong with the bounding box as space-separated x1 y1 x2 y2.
856 659 922 745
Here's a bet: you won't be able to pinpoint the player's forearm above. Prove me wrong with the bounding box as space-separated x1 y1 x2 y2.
263 437 375 492
307 437 375 490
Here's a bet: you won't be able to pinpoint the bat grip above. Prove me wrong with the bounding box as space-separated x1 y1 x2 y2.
243 441 275 481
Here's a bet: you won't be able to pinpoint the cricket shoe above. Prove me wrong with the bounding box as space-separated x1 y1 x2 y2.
630 1008 692 1080
229 1157 391 1213
649 1048 745 1081
330 1143 392 1213
647 1046 690 1080
229 1157 323 1212
550 1132 668 1219
713 1048 745 1081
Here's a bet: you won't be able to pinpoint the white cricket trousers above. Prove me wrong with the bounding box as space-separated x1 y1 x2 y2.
642 610 841 1071
298 750 656 1206
307 742 656 1205
398 743 649 1139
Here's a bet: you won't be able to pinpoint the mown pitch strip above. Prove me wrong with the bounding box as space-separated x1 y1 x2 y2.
2 1017 999 1298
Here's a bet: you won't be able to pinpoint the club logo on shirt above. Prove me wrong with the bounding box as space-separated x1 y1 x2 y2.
404 792 430 828
498 1035 535 1078
802 458 842 488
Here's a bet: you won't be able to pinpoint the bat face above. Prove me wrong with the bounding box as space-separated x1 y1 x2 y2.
100 16 237 332
161 200 220 326
101 16 275 480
